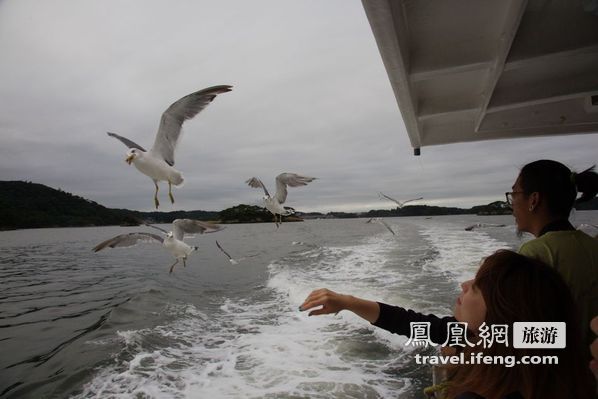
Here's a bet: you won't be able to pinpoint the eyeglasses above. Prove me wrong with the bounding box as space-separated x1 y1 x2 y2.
505 191 526 206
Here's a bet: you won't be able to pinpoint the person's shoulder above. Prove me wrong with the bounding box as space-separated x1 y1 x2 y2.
551 230 598 247
521 230 598 258
518 235 549 255
539 229 598 245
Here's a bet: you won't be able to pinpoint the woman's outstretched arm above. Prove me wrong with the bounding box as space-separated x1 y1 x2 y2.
299 288 380 323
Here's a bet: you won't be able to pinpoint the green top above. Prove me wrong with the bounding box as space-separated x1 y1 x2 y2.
519 230 598 346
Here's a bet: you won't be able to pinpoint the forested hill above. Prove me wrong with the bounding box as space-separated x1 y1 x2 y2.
0 181 141 230
0 181 222 230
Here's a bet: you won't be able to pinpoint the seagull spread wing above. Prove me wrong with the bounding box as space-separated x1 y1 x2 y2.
215 240 233 259
144 223 169 234
149 85 233 166
379 192 422 207
216 240 238 264
107 132 147 152
246 177 270 197
401 197 424 206
275 173 316 204
92 232 163 252
172 219 225 241
378 192 401 206
379 220 397 235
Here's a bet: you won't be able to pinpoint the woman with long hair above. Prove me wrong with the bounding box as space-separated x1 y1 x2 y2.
300 250 595 398
508 159 598 346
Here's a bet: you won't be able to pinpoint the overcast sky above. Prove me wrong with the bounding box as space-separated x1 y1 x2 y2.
1 0 597 213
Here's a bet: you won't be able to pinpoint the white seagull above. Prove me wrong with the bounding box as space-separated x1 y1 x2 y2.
107 85 233 209
215 240 259 265
246 173 316 228
378 192 423 209
93 219 225 274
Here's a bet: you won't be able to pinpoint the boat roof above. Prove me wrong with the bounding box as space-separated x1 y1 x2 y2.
362 0 598 155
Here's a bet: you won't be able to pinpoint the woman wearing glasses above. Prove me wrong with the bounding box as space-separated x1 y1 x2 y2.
507 159 598 348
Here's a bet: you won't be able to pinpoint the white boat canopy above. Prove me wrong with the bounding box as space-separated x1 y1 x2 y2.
362 0 598 155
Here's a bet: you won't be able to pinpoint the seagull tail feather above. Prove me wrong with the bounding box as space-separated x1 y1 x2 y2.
172 173 184 187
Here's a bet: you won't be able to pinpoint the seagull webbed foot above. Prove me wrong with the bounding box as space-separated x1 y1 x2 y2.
168 182 175 204
154 181 160 209
169 259 179 274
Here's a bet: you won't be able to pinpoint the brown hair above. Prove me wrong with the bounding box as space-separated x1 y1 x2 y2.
445 250 595 399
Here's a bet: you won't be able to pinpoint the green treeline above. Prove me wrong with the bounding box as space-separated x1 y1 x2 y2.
2 181 597 230
0 181 140 229
0 181 223 230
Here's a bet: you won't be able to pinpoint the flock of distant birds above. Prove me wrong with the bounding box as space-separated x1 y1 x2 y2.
95 85 530 273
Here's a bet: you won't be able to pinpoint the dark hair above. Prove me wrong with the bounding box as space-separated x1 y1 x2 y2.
518 159 598 218
446 250 595 399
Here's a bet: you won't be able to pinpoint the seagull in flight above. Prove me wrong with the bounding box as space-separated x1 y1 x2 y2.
93 219 225 274
378 192 423 209
246 173 316 228
366 217 396 235
107 85 233 209
215 240 259 264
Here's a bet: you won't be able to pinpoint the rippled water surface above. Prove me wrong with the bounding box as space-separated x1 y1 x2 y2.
2 212 597 398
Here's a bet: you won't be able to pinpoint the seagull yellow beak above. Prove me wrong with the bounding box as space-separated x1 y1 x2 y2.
125 154 134 165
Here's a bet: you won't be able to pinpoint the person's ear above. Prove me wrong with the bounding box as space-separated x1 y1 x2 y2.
528 191 540 212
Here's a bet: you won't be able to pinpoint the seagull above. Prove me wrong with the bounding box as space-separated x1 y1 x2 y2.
366 217 396 235
378 192 423 208
107 85 233 209
246 173 316 228
215 240 240 265
93 219 224 273
215 240 259 264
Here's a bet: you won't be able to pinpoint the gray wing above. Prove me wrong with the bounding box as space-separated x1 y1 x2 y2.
378 192 401 206
275 173 317 204
246 177 270 197
107 132 146 152
92 232 163 252
149 85 233 166
216 240 233 260
379 220 396 235
401 197 424 206
172 219 225 241
144 223 169 234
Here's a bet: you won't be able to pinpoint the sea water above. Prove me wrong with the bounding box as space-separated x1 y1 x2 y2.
1 212 597 398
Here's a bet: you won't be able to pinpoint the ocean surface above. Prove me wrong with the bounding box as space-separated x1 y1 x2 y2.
2 212 598 399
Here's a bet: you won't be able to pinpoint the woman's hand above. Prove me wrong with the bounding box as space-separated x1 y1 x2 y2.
299 288 350 316
300 288 381 323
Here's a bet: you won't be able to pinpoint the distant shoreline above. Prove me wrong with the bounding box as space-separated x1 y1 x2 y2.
2 180 597 231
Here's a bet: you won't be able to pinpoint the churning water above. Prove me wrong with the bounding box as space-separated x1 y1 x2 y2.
2 212 597 398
